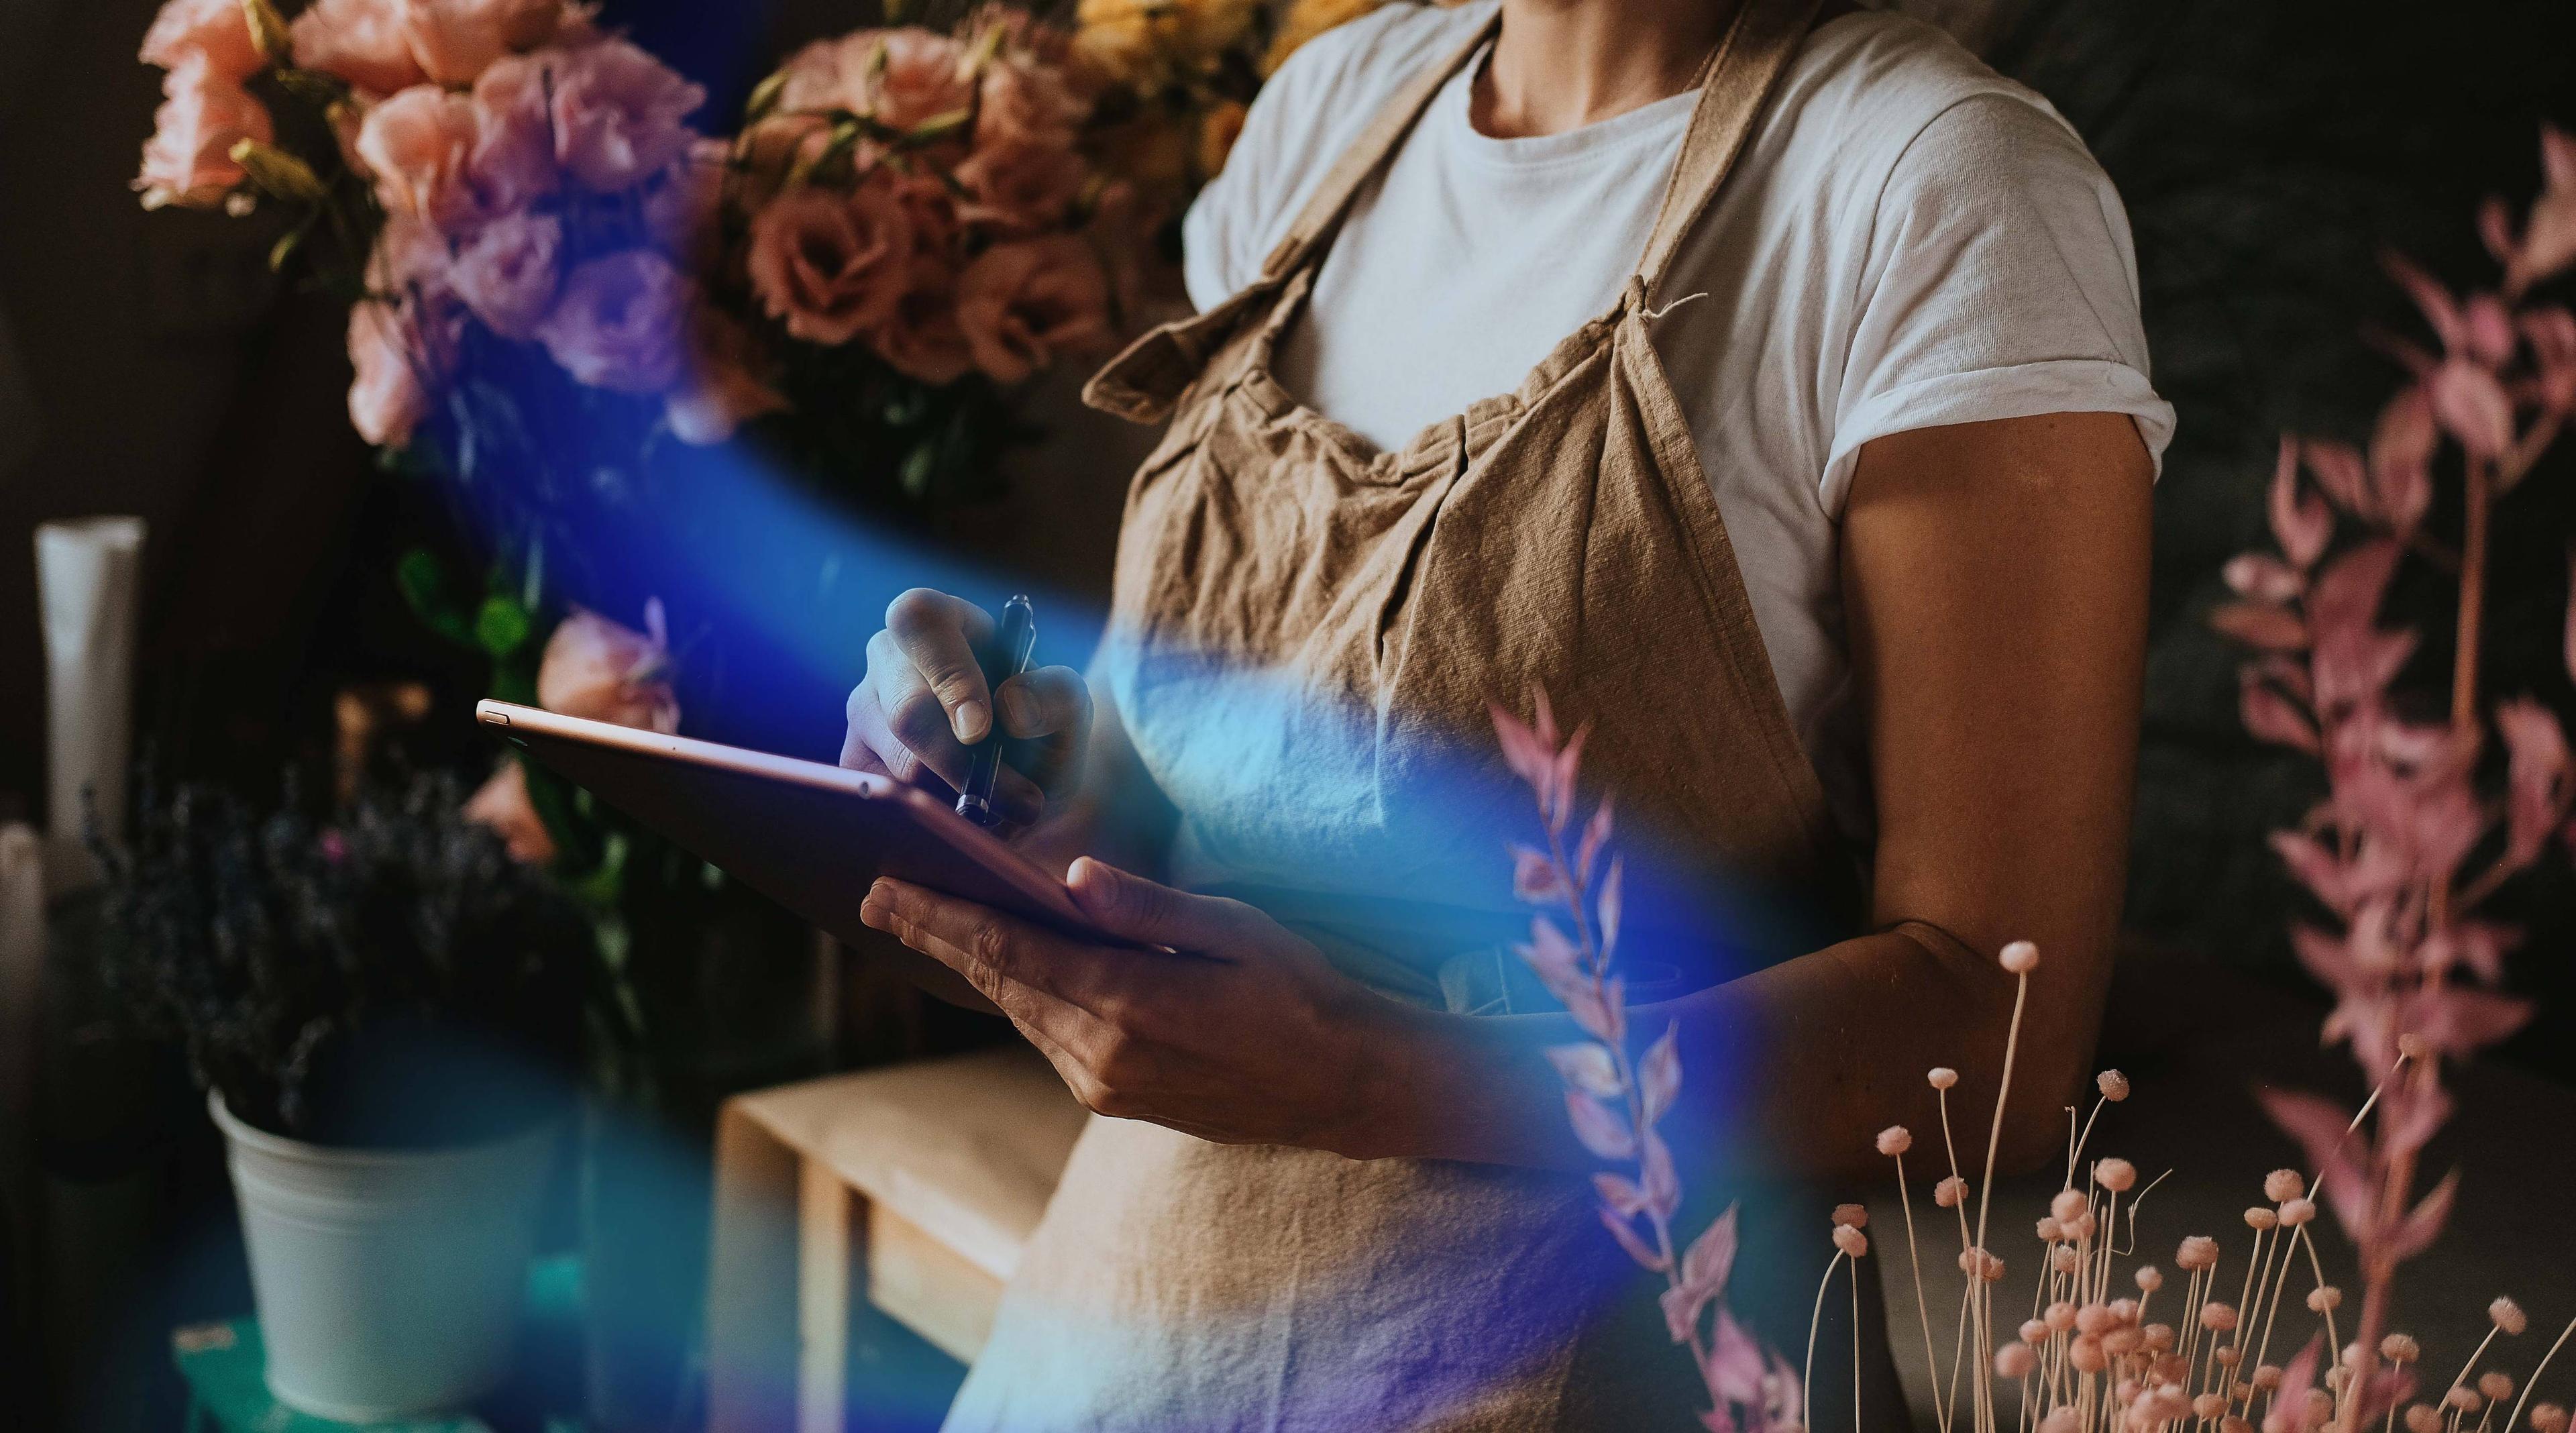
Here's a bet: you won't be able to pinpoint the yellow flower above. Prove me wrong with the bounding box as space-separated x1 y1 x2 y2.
1075 0 1256 89
1261 0 1392 77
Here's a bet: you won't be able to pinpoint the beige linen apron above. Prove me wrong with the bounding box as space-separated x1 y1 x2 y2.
944 1 1891 1427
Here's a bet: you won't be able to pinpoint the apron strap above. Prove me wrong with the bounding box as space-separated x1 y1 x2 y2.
1631 0 1825 305
1252 12 1503 283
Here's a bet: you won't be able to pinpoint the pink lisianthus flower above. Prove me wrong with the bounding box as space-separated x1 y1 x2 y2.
139 0 265 85
665 305 789 445
290 0 429 97
643 139 730 262
462 759 559 865
955 138 1087 233
538 600 679 733
536 38 704 192
398 0 568 85
974 57 1082 151
346 298 437 446
745 180 915 346
777 28 975 133
873 256 978 384
534 250 691 392
449 210 563 339
133 58 272 209
954 234 1114 384
356 85 488 229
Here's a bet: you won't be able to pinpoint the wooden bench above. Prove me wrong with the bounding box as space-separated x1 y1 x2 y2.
704 1046 1087 1433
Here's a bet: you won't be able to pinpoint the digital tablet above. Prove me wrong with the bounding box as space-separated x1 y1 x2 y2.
475 700 1110 947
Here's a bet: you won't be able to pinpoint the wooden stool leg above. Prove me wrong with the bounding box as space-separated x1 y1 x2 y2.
799 1157 857 1433
706 1103 801 1433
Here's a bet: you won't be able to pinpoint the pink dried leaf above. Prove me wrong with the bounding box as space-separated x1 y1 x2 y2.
2464 294 2518 367
1600 1204 1669 1272
1705 1308 1767 1406
1660 1280 1707 1346
2383 250 2467 354
1491 702 1552 792
2428 358 2516 459
2256 1085 2373 1241
2386 1168 2459 1262
1524 915 1581 977
2269 435 2335 568
2522 307 2576 412
1640 1021 1682 1126
2309 538 2404 634
2302 439 2371 513
1513 844 1572 904
2212 601 2310 652
2408 986 2532 1057
2288 924 2358 992
1546 1041 1625 1100
2369 387 2438 532
1595 1171 1650 1218
2263 1336 2324 1433
2241 672 2320 752
2497 697 2573 869
2380 1079 2454 1162
2516 126 2576 289
1548 724 1589 835
1597 855 1625 961
1567 1090 1638 1160
1532 684 1560 751
1640 1129 1680 1220
1576 796 1615 884
2480 195 2518 267
1679 1204 1740 1306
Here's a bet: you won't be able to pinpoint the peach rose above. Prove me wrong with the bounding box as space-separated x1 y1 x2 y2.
449 211 561 339
666 305 790 445
866 30 976 131
955 138 1086 231
534 250 690 392
366 211 455 301
398 0 566 85
356 84 485 229
290 0 428 97
133 59 272 210
462 759 559 865
745 180 914 346
543 38 704 192
771 34 859 113
140 0 264 84
538 600 679 733
955 234 1114 383
346 298 434 446
874 257 977 385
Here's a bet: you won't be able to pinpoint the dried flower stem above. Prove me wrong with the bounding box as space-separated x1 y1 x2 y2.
2504 1315 2576 1433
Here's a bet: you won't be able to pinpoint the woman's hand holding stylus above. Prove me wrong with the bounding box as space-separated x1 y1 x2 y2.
839 587 1092 830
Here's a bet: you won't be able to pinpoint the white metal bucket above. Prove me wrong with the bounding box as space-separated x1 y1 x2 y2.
211 1094 561 1422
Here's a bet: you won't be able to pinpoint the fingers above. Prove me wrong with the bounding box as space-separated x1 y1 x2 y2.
996 665 1093 799
860 878 1116 1018
885 588 996 743
1065 859 1263 953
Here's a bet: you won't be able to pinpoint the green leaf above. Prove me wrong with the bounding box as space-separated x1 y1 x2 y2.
268 228 303 272
394 549 474 646
900 441 937 499
476 595 533 658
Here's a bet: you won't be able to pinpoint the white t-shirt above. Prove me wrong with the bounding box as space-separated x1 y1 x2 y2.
1181 1 2174 843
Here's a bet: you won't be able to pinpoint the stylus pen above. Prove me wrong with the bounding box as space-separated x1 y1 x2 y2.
957 594 1037 827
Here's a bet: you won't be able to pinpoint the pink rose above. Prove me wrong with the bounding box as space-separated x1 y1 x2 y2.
538 601 679 733
462 56 561 210
543 38 704 192
398 0 566 85
955 138 1086 232
462 759 559 865
290 0 427 97
133 59 272 210
365 212 456 304
356 85 485 229
873 258 977 385
745 180 914 346
954 235 1114 384
666 305 790 445
534 250 690 392
346 299 435 446
140 0 264 84
974 58 1081 151
450 211 561 339
776 30 973 132
771 36 857 113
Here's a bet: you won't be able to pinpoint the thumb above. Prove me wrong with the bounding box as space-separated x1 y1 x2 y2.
1067 859 1249 952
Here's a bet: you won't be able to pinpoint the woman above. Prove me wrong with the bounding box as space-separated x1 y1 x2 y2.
843 0 2168 1424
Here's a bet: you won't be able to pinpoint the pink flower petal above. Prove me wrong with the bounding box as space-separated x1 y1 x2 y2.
2428 358 2516 458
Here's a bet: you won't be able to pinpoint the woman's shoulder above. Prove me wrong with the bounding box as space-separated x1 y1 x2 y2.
1181 2 1494 307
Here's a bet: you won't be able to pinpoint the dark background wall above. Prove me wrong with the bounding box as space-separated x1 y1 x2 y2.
1 0 2571 1055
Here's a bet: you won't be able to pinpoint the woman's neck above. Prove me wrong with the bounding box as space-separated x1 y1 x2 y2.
1472 0 1743 139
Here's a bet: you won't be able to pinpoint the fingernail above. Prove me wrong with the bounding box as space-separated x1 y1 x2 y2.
954 700 990 743
1000 684 1038 734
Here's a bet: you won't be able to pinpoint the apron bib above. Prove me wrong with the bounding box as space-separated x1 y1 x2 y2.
944 3 1893 1427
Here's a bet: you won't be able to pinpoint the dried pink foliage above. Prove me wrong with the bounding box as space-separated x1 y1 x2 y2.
1492 693 1805 1433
